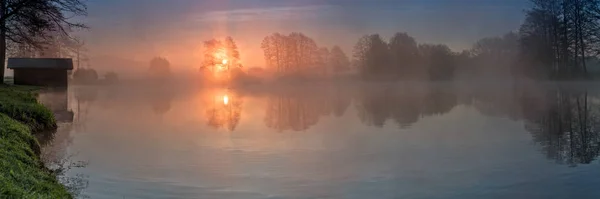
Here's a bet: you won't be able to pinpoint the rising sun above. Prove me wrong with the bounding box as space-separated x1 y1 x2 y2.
223 95 229 105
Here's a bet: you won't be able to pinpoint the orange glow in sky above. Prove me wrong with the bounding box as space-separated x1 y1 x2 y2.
223 95 229 105
82 2 357 77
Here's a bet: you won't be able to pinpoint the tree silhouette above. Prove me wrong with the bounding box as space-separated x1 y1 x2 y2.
467 32 519 79
72 68 98 84
224 36 240 64
104 72 119 83
149 57 171 79
353 34 390 80
202 39 222 72
517 0 600 80
352 33 461 81
418 44 456 81
202 37 242 80
0 0 87 83
388 32 420 79
316 47 330 76
261 32 321 77
523 89 600 166
329 46 350 75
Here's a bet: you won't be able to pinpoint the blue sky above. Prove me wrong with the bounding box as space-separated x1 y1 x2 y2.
81 0 530 69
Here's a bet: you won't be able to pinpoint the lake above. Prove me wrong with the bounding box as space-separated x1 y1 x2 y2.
37 82 600 199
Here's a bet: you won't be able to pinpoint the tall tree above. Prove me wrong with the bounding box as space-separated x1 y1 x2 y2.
224 36 240 67
149 57 171 78
419 44 456 81
0 0 87 82
352 34 390 80
316 47 330 76
261 32 320 76
202 39 223 73
470 32 519 78
388 32 420 79
518 0 600 79
329 46 350 74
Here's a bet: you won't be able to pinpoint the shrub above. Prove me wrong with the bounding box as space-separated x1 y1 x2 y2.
0 101 57 132
0 86 56 132
0 86 39 103
72 68 99 84
104 71 119 83
149 57 171 78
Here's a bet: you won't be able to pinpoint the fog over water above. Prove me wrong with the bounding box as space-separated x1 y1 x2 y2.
34 81 600 199
9 0 600 198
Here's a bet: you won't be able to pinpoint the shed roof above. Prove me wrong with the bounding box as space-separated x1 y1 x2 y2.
7 58 73 70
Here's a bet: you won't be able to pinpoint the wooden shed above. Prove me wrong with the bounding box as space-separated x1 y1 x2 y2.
7 58 74 87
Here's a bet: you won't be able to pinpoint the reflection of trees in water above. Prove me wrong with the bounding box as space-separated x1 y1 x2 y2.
148 89 176 116
421 86 458 116
523 89 600 166
356 88 394 127
264 95 322 132
205 92 243 131
151 96 172 116
355 85 457 128
263 87 351 132
423 84 600 166
38 89 89 198
73 87 98 132
332 89 351 117
466 84 524 120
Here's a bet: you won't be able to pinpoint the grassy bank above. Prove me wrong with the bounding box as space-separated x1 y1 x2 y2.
0 85 71 198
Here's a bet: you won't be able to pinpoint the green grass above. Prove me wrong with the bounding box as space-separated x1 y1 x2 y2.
3 77 14 85
0 86 57 133
0 85 71 199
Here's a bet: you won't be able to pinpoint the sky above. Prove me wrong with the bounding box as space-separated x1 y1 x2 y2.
79 0 530 74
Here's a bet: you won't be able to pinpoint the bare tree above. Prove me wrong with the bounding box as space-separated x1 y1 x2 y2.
0 0 87 82
261 32 320 76
518 0 600 80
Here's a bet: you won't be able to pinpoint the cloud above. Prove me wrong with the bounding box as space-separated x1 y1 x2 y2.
196 5 337 23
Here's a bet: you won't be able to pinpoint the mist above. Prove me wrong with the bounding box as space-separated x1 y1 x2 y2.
56 0 529 80
8 0 600 198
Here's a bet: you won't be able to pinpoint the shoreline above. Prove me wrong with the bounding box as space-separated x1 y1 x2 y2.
0 85 72 198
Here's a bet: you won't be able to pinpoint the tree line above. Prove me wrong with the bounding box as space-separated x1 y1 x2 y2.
259 31 463 81
517 0 600 79
258 0 600 81
6 0 600 83
462 0 600 80
261 32 350 78
353 33 459 81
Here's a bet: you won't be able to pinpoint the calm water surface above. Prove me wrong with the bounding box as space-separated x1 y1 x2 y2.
38 83 600 199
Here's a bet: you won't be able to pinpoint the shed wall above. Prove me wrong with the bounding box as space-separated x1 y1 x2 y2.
13 69 68 87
